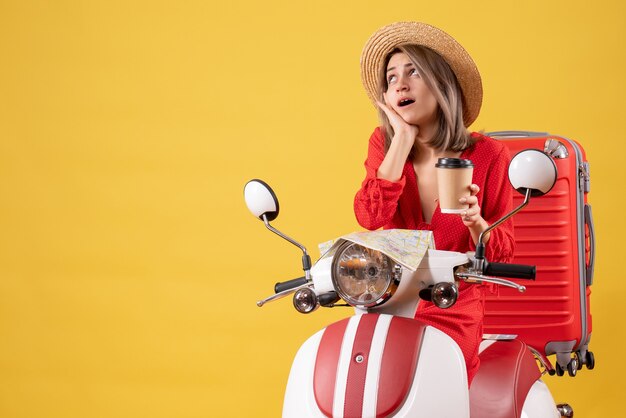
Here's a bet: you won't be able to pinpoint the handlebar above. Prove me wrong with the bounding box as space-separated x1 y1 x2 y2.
484 262 536 280
274 276 308 293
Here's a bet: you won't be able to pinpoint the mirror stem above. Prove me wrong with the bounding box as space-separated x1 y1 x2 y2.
262 214 312 280
474 188 532 272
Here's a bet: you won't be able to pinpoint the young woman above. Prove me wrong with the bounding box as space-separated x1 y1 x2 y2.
354 22 515 385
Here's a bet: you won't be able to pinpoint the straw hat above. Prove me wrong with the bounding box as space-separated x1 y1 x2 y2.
360 21 483 127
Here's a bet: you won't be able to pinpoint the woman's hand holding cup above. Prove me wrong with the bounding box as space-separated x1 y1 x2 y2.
459 184 490 243
459 184 482 226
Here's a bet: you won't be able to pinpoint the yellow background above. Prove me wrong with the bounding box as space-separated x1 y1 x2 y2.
0 0 623 417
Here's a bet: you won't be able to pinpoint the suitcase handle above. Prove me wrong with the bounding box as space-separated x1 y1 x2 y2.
585 204 595 286
487 130 550 138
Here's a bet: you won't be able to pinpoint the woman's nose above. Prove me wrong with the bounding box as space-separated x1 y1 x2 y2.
395 77 409 91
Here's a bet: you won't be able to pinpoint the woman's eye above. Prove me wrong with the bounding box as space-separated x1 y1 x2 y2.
387 74 397 84
409 68 419 77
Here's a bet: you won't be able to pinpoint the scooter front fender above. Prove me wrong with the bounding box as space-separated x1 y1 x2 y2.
283 314 470 418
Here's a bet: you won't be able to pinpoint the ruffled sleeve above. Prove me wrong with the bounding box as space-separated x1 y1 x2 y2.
354 128 406 230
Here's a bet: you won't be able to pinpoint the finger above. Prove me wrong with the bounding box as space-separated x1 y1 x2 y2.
460 196 479 206
375 99 395 118
380 93 403 117
469 184 480 195
377 97 398 115
461 208 480 219
467 207 480 217
379 92 392 109
461 210 474 218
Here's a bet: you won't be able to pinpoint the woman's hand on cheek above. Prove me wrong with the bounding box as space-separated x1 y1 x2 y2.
377 93 419 139
374 94 418 181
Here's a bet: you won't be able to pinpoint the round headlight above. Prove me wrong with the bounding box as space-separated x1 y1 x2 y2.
331 241 400 307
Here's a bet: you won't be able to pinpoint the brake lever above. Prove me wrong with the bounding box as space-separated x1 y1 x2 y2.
456 272 526 293
256 283 312 307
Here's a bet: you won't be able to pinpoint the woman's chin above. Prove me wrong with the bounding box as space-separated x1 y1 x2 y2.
406 115 436 130
398 113 418 126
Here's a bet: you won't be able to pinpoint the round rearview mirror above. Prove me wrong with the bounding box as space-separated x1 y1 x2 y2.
244 179 280 222
508 149 557 197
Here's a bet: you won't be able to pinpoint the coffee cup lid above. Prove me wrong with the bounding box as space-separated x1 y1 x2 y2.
435 158 474 168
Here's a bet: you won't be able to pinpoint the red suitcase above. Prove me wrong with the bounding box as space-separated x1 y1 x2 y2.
483 131 595 377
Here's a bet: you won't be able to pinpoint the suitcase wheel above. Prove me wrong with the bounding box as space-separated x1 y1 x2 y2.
556 355 584 377
585 351 595 370
575 351 584 370
555 362 565 376
567 358 578 377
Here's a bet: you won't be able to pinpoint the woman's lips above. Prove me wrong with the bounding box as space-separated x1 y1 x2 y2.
398 98 415 107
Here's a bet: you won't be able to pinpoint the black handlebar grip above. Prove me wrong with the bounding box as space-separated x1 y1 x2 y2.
485 262 536 280
274 276 308 293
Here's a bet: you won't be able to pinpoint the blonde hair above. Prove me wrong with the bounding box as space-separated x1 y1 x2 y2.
378 45 474 155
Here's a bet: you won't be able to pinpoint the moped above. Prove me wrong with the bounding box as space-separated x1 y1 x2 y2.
244 147 574 418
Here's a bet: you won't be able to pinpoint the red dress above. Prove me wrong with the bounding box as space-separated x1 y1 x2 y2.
354 127 515 385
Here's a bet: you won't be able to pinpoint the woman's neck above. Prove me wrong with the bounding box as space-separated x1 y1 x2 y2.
412 121 439 156
413 138 443 163
412 139 461 165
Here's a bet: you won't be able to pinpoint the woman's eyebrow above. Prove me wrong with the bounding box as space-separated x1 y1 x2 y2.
386 63 414 73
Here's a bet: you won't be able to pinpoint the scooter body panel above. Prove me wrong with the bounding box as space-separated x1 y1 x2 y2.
283 314 469 418
283 329 326 418
471 339 555 418
521 380 560 418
